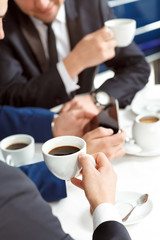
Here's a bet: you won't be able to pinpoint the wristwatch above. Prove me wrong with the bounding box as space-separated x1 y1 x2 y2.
91 91 111 107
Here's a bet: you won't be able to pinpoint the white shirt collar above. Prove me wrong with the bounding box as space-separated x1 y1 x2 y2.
56 4 66 23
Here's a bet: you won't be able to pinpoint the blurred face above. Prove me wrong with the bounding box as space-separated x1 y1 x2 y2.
14 0 65 23
0 0 8 39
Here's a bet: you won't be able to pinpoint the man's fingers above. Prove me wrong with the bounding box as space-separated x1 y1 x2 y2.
60 103 70 112
102 26 114 40
92 152 109 169
79 152 108 173
71 177 83 190
94 26 113 39
83 127 114 140
107 130 126 146
79 154 96 173
107 144 126 161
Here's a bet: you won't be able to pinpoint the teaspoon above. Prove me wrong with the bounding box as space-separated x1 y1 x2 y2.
122 193 149 222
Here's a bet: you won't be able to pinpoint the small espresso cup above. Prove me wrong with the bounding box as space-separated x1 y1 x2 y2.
0 134 35 167
132 114 160 151
42 136 95 180
104 18 136 47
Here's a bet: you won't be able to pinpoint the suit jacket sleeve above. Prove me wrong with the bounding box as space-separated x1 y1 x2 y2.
93 221 131 240
0 160 72 240
0 40 70 109
99 42 150 108
0 106 54 142
0 160 131 240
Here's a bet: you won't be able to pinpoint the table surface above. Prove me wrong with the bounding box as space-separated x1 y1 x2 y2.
49 107 160 240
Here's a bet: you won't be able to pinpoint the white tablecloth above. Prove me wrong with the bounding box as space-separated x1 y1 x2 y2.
50 107 160 240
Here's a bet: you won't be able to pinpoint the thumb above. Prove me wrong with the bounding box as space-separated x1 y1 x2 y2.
79 153 95 172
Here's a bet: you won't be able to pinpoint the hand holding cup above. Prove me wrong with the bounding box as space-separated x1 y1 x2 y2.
104 18 136 47
42 136 95 180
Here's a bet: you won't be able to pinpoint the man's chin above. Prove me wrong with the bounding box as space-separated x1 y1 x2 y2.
35 10 58 23
35 15 56 23
35 3 62 22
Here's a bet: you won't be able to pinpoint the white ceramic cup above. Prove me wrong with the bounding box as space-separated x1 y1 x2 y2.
0 134 35 167
42 136 95 180
104 18 136 47
132 114 160 151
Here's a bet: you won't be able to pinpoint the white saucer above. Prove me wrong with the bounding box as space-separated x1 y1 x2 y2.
131 85 160 115
115 191 153 226
125 142 160 157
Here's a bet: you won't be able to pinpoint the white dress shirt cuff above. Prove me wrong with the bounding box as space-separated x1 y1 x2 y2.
57 61 80 94
93 203 122 231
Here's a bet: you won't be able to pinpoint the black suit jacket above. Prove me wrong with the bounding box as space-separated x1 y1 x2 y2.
0 0 150 108
0 160 131 240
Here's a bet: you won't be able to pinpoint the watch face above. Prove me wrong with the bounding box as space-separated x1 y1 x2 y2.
96 91 110 106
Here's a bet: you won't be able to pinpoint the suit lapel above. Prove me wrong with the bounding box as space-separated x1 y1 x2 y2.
20 16 48 73
65 0 83 50
11 0 48 73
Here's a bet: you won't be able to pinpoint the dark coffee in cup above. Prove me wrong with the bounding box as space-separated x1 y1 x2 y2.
6 142 28 150
139 116 159 124
48 145 80 156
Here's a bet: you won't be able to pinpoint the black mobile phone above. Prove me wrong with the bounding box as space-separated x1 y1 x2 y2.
83 99 120 134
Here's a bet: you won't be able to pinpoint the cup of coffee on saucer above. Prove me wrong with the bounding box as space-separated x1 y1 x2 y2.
42 136 95 180
104 18 136 47
132 114 160 151
0 134 35 167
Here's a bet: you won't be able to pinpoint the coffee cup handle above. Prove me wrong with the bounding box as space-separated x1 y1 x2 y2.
6 155 14 167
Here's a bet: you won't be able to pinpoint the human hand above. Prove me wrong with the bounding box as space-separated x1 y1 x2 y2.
71 152 117 212
83 127 126 161
61 95 100 115
63 26 117 78
52 109 94 137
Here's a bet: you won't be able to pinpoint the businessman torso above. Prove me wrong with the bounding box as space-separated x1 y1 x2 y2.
0 0 149 108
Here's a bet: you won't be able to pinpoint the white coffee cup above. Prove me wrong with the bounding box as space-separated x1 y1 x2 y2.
132 114 160 151
104 18 136 47
0 134 35 167
42 136 95 180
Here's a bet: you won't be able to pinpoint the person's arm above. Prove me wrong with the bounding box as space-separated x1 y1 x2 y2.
0 105 95 142
99 42 150 108
63 0 150 109
0 160 72 240
53 108 95 138
97 1 150 108
0 40 70 108
56 61 80 94
0 158 130 240
71 153 131 240
63 27 116 79
0 106 54 142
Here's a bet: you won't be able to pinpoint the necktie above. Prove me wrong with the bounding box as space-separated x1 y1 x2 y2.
47 23 58 66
